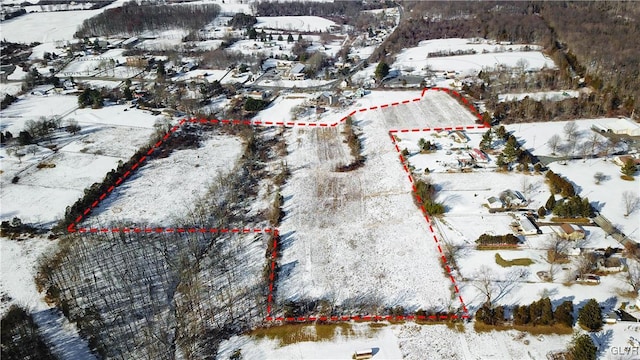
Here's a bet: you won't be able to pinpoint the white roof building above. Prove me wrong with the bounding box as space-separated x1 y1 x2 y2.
595 118 640 136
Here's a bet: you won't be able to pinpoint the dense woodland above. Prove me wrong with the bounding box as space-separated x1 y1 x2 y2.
253 0 394 27
75 2 220 37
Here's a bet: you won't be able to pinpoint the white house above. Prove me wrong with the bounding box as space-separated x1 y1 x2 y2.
486 196 503 209
518 215 540 235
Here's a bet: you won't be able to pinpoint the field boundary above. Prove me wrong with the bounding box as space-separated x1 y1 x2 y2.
66 87 487 323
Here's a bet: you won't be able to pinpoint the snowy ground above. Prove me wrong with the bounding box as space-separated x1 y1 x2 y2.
498 90 580 103
504 118 627 158
254 16 337 32
60 49 128 77
83 133 244 228
1 93 162 226
392 38 555 77
503 119 637 240
217 321 581 360
0 83 22 98
275 90 478 314
0 9 104 43
0 237 96 359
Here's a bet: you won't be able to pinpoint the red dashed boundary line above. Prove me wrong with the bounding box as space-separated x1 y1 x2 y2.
67 87 485 323
67 87 481 233
70 227 276 234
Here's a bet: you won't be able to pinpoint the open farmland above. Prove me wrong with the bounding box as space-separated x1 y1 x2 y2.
0 94 161 226
0 9 104 43
274 90 479 315
254 16 337 32
83 131 244 227
392 38 556 76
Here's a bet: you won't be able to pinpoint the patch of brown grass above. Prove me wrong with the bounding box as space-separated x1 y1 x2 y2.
474 321 573 335
250 323 355 346
36 162 56 169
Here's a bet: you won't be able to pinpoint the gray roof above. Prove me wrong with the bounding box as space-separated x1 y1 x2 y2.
291 63 305 74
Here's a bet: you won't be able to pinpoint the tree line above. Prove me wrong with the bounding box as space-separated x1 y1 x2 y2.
252 0 394 26
378 1 639 121
371 2 551 63
75 2 221 37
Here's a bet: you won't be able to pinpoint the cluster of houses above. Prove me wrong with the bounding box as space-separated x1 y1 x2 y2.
261 60 307 81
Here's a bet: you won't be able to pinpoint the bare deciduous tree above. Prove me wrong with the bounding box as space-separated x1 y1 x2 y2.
627 260 640 292
623 191 640 216
575 252 597 279
547 134 561 155
546 235 571 263
472 265 528 305
563 121 579 142
588 132 603 156
593 172 606 184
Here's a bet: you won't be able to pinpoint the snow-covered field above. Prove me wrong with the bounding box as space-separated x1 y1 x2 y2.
0 9 103 43
254 16 337 32
83 133 244 227
60 49 128 77
393 38 555 76
1 93 162 226
275 90 478 314
498 90 580 103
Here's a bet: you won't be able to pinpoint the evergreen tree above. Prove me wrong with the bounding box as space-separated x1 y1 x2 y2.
496 125 507 139
375 61 390 81
553 300 574 327
156 61 166 81
18 131 33 145
297 33 303 42
287 33 294 43
570 334 597 360
248 27 257 40
480 129 493 150
621 158 637 177
578 299 602 331
278 34 283 41
538 206 546 217
496 154 507 169
539 297 554 325
545 194 556 211
513 304 530 325
502 136 518 166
